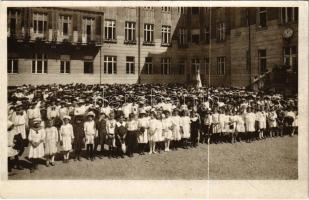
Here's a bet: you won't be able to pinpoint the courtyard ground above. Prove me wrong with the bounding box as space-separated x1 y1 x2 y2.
8 135 297 180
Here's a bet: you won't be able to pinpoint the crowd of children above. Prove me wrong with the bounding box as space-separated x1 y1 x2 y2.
7 83 298 174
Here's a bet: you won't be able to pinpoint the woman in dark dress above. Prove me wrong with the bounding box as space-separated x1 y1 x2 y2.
190 110 201 147
72 115 85 161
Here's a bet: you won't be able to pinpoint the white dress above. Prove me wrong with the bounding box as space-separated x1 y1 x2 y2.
244 112 256 132
180 116 191 139
28 128 46 158
60 123 74 151
12 112 27 139
235 115 245 133
256 112 267 129
212 113 220 133
218 114 227 133
268 111 277 128
162 117 173 140
84 120 97 145
44 126 59 155
156 120 164 142
148 119 158 142
171 116 181 141
138 117 149 144
8 129 18 158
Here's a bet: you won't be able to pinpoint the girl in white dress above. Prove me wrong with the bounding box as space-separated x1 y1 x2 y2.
28 118 46 173
180 110 191 149
156 113 164 153
162 111 173 152
59 115 74 163
235 110 245 142
255 106 267 140
8 121 19 173
137 111 149 155
44 120 58 166
106 112 117 158
171 109 181 150
84 112 98 161
267 107 277 137
218 109 227 143
229 110 237 143
244 107 256 143
148 112 158 154
211 108 220 144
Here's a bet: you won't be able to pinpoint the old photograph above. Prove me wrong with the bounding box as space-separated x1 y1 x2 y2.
2 2 308 198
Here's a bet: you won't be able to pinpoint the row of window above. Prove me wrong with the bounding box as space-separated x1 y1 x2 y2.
257 7 298 28
7 47 298 76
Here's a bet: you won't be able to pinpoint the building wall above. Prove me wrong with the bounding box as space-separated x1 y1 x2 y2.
8 7 298 87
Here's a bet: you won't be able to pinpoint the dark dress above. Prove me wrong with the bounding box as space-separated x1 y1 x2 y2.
73 122 85 151
97 118 107 146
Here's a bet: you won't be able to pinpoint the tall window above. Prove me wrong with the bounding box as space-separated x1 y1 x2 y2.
205 27 210 44
178 7 186 14
258 8 267 28
178 28 187 46
161 58 171 75
162 7 171 12
8 58 18 74
126 57 135 74
60 15 72 37
60 55 70 74
283 46 298 71
144 24 154 43
83 17 95 41
144 57 153 74
177 61 185 75
84 60 93 74
281 8 298 23
33 13 48 35
191 7 199 15
104 20 116 40
161 25 171 45
216 57 225 75
104 56 117 74
125 22 136 42
258 49 267 74
32 53 48 74
204 57 210 74
191 59 200 74
8 10 19 36
216 23 225 41
191 29 200 44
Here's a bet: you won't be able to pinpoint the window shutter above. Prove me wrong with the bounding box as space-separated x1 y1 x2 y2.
96 16 101 35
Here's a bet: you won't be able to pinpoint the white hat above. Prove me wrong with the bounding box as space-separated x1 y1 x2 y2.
87 111 95 117
33 118 42 124
63 115 71 120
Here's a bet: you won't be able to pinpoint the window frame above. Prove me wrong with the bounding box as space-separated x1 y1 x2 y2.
144 23 154 43
281 7 298 24
144 57 153 74
257 8 267 28
216 22 226 42
104 19 116 40
191 58 200 75
7 58 18 74
126 56 135 74
258 49 267 74
283 46 298 71
125 21 136 42
33 13 48 36
161 58 171 75
216 57 225 75
60 58 71 74
32 53 48 74
84 60 94 74
161 25 171 46
104 56 117 74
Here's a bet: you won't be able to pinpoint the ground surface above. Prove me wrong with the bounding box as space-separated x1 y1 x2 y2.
9 136 297 180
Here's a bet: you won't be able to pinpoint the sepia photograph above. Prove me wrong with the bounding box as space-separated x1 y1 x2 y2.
1 1 308 198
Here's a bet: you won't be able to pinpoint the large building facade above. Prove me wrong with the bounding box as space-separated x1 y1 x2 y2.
7 7 298 87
